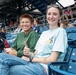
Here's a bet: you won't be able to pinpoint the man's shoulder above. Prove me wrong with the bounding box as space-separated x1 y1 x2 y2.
30 30 39 37
17 32 24 36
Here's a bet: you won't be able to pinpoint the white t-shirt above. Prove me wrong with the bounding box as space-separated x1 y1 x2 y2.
35 27 68 74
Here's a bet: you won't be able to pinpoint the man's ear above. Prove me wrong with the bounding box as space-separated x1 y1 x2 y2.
31 23 34 27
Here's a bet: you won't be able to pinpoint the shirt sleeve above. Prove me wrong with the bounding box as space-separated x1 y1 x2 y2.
12 33 24 57
52 29 68 53
28 32 39 52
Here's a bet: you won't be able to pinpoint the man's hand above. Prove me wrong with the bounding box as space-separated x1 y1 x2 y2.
23 46 30 57
22 56 30 61
4 48 17 56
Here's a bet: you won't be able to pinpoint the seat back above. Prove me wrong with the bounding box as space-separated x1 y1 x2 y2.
67 48 76 74
60 46 73 71
48 47 74 75
64 46 73 61
68 33 76 41
68 33 76 48
66 27 76 33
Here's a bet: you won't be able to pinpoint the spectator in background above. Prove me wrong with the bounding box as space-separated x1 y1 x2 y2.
0 28 6 38
0 20 2 28
1 28 6 32
13 22 19 28
14 25 22 34
9 20 13 27
72 2 76 22
0 4 68 75
67 23 75 27
0 30 10 53
64 6 74 22
60 20 69 28
60 20 75 28
0 33 5 53
5 19 10 26
5 19 10 31
32 18 40 33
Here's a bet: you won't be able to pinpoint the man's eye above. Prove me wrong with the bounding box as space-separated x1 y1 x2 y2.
21 22 24 23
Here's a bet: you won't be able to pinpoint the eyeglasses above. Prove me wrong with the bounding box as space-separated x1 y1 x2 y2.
47 4 61 9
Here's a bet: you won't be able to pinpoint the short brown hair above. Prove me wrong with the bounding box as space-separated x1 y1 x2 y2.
19 14 33 23
34 18 40 24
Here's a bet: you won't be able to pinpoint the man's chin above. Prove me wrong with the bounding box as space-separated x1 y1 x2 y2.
24 29 31 32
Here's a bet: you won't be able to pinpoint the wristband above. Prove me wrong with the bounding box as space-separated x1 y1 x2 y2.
29 53 35 62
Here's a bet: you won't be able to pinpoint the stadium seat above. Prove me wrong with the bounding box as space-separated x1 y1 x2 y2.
68 33 76 48
48 48 76 75
38 26 44 34
68 33 76 41
44 25 49 31
6 33 17 47
66 27 76 33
